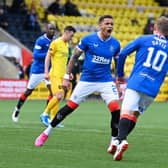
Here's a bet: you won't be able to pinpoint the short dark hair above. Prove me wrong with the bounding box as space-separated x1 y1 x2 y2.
98 15 113 24
156 16 168 36
64 25 76 33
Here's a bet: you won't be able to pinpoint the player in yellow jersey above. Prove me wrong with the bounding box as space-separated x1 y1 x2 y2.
40 25 76 127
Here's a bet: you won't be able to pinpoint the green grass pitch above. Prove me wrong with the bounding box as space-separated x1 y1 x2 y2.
0 99 167 168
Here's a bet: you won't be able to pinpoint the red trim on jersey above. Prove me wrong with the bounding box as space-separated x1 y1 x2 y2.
108 101 120 112
67 100 79 109
121 114 137 122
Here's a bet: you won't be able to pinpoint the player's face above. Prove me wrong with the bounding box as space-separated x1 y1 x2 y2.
66 31 75 41
99 18 114 39
47 23 56 38
48 27 56 36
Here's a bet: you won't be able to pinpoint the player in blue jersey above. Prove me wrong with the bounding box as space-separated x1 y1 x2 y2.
112 16 168 161
12 23 56 123
34 15 122 151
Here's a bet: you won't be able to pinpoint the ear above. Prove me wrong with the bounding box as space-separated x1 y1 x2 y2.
153 24 158 34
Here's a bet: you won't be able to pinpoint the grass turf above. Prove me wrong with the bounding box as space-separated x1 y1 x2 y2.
0 99 167 168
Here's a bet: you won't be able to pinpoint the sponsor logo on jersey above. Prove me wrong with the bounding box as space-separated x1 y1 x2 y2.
92 55 110 64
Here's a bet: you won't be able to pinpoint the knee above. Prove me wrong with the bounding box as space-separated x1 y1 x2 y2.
54 92 64 101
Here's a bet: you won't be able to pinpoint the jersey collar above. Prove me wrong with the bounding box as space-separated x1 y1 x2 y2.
97 31 111 41
43 33 55 41
153 31 167 40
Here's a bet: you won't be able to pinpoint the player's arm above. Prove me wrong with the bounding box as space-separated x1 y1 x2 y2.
117 37 141 79
62 47 83 90
33 39 46 59
113 53 119 78
44 51 52 80
64 47 83 80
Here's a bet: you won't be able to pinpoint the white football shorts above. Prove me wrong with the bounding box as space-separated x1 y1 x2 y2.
121 88 154 114
27 73 51 89
70 81 119 105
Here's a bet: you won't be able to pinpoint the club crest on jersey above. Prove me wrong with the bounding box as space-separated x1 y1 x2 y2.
93 43 99 48
109 45 114 52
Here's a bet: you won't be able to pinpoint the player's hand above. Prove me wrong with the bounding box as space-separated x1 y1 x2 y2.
45 72 50 80
116 83 122 98
116 77 127 100
69 73 74 81
119 83 127 100
116 77 126 84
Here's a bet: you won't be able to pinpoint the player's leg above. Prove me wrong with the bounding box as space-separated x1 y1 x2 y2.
99 81 120 155
12 74 43 122
35 81 93 146
45 80 53 105
35 100 79 146
40 96 59 126
113 89 153 161
113 89 139 160
107 101 120 155
12 89 33 122
46 95 53 105
49 93 64 128
12 76 34 122
49 84 73 128
40 77 63 126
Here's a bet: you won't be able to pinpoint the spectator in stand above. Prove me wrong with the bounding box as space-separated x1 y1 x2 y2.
127 0 133 6
64 0 81 16
160 9 168 17
156 0 168 6
0 8 8 29
143 16 155 34
47 0 64 16
23 8 41 32
131 18 139 26
10 0 27 15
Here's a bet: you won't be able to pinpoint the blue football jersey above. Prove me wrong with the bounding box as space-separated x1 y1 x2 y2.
30 34 54 74
77 32 120 82
117 34 168 97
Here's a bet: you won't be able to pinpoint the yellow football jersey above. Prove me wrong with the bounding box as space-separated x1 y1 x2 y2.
49 37 69 77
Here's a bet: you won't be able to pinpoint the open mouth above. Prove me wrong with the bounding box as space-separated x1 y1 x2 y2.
107 29 112 33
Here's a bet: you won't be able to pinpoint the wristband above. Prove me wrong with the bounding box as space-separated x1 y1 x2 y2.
64 74 70 80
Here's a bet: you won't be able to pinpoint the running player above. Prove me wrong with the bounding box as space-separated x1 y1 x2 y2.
113 16 168 161
12 23 56 123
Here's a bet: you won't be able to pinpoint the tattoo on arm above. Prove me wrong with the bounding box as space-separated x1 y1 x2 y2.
67 48 83 74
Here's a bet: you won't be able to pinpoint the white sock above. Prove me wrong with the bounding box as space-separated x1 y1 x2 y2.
15 107 19 111
42 112 48 116
111 136 117 142
44 125 53 136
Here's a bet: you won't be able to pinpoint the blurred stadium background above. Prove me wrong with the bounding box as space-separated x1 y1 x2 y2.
0 0 168 101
